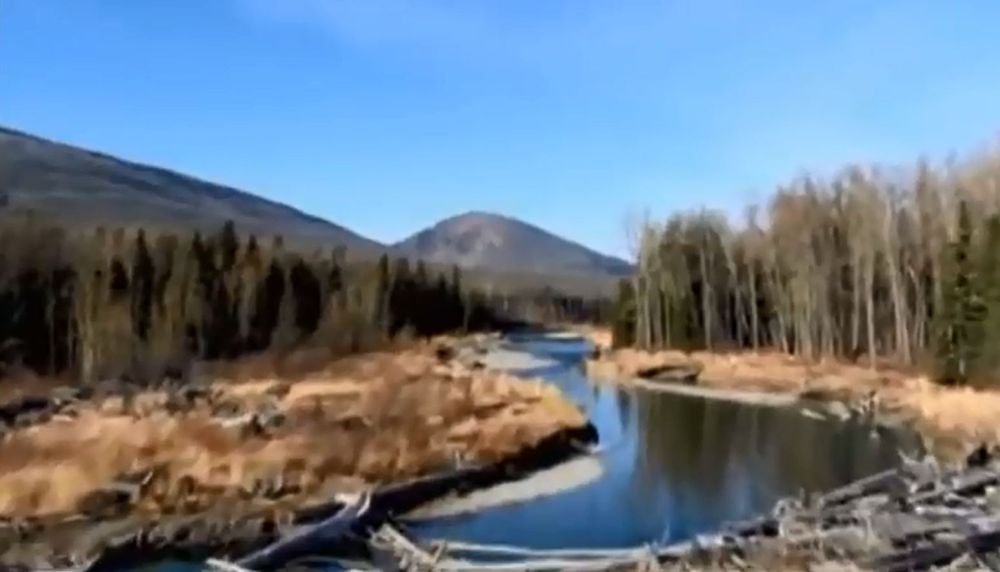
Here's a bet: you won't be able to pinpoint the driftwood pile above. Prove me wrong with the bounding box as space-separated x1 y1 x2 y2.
320 450 1000 572
681 449 1000 571
66 423 597 571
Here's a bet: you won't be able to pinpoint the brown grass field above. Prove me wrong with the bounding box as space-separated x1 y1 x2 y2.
0 339 586 519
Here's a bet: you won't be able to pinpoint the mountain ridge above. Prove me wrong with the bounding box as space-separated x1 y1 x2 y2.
0 125 631 280
0 126 384 255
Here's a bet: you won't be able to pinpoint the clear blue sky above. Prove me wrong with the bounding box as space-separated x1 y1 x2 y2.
4 1 1000 258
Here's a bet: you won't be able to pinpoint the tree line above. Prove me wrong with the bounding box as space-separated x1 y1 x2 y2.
614 152 1000 385
0 219 499 383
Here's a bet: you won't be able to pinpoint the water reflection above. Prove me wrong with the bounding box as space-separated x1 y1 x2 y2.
629 389 914 538
412 336 919 547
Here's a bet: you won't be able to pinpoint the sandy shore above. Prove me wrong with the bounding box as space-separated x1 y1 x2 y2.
404 453 603 520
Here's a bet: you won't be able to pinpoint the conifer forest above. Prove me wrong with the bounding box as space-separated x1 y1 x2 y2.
0 218 598 383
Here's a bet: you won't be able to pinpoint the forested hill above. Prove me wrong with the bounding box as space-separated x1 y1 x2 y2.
0 126 627 304
0 126 384 256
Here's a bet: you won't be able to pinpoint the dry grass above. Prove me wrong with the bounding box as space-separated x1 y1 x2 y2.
0 339 586 518
585 327 1000 461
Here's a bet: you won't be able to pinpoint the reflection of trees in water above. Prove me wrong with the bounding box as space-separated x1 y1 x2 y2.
630 393 906 529
613 388 633 435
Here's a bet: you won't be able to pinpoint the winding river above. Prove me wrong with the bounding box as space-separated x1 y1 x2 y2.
147 333 920 570
407 333 922 549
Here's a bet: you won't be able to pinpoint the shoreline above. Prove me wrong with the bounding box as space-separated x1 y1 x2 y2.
582 329 1000 462
605 374 802 407
83 422 599 570
0 334 595 568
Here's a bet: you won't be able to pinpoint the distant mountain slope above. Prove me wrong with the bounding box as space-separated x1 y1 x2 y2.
0 126 384 255
394 211 632 277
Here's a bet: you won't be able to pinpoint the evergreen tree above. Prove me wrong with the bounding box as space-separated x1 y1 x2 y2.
289 257 321 338
977 214 1000 376
388 257 412 336
612 278 636 349
131 229 155 340
449 265 465 331
936 200 988 384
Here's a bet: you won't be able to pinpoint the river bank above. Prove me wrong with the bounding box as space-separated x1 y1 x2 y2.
580 327 1000 462
0 335 592 567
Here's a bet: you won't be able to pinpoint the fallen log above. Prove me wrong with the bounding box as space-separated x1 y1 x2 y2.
635 363 702 384
235 493 371 571
818 468 904 508
71 423 597 571
869 528 1000 572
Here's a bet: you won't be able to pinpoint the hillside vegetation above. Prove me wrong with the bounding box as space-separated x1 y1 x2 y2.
1 126 621 309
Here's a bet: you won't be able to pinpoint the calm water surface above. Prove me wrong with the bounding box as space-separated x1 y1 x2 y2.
410 334 920 547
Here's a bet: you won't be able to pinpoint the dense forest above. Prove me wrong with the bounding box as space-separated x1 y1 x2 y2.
614 150 1000 386
0 219 492 382
0 217 610 383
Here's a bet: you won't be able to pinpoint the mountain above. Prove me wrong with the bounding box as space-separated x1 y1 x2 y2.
0 126 384 255
0 126 631 284
394 211 633 277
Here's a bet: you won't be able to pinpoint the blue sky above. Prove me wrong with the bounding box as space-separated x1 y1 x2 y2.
4 1 1000 258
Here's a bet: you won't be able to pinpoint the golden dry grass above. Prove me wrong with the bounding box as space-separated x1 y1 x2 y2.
0 340 586 518
586 328 1000 461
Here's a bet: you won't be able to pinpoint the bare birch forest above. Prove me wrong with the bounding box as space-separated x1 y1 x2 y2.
615 150 1000 385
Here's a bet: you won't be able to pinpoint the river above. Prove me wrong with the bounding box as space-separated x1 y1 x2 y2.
146 334 920 570
406 333 922 549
